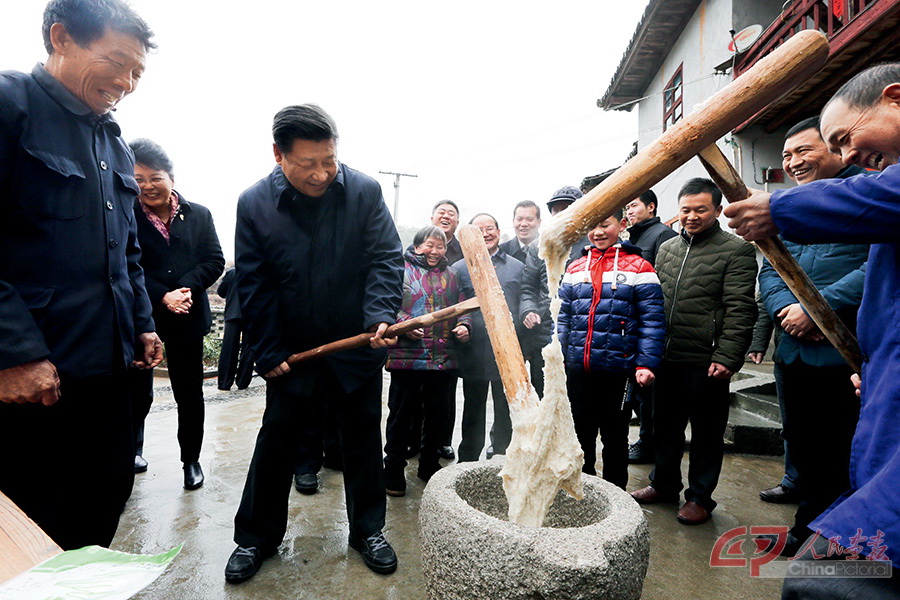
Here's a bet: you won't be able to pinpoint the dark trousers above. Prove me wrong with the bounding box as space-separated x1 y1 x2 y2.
651 363 730 511
407 375 458 450
566 368 631 489
774 364 800 489
780 361 859 540
631 381 655 450
218 319 254 390
294 397 341 476
458 378 511 461
233 369 385 549
0 373 134 550
385 370 457 472
131 331 205 463
526 351 545 399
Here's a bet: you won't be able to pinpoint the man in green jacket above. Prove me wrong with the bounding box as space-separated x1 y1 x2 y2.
631 178 758 526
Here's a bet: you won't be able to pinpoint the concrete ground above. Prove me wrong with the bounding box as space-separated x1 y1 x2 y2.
116 366 795 599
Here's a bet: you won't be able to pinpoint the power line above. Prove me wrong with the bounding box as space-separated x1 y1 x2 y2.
378 171 417 223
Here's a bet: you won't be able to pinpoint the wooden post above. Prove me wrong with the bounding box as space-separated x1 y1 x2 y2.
456 225 538 412
696 144 863 372
541 30 830 257
0 490 62 584
286 298 480 366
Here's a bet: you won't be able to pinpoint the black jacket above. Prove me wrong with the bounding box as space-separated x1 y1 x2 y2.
499 238 552 353
0 65 154 378
217 268 242 322
235 163 403 392
134 195 224 340
627 216 677 267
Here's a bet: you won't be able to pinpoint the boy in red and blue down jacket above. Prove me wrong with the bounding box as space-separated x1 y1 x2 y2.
384 226 471 497
557 209 666 489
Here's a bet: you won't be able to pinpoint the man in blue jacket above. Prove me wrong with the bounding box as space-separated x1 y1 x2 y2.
0 0 161 549
225 104 404 583
757 117 867 556
725 63 900 598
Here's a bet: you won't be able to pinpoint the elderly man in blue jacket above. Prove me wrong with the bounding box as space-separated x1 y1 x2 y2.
225 104 404 583
726 63 900 598
0 0 161 550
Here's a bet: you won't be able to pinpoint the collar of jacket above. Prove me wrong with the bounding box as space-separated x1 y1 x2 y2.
836 165 866 179
404 248 449 271
491 247 510 264
679 220 721 246
273 163 346 209
581 238 642 257
628 216 662 237
32 63 121 133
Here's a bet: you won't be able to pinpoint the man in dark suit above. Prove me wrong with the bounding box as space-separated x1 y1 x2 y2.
0 0 161 549
225 104 403 583
499 200 552 397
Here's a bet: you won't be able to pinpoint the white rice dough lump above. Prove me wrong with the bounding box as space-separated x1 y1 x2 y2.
499 241 584 527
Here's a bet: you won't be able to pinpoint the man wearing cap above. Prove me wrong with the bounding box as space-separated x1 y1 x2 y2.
546 185 591 261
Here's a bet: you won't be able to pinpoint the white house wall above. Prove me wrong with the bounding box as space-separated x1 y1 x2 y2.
634 0 792 225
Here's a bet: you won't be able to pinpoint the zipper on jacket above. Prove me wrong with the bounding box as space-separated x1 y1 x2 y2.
583 249 600 372
664 235 693 356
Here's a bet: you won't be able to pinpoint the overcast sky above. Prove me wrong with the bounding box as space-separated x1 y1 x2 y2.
2 0 647 260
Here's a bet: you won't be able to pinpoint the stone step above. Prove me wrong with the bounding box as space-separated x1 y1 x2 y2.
732 383 780 422
724 407 783 456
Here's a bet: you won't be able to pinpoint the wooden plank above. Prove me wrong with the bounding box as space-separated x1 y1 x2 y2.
456 225 538 412
0 490 62 584
286 298 480 366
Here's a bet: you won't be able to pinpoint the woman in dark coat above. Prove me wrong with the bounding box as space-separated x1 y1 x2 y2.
129 138 225 490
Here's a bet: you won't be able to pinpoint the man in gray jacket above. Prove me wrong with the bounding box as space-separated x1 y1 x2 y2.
631 178 757 526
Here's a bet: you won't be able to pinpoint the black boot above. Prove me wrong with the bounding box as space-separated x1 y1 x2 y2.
184 461 204 490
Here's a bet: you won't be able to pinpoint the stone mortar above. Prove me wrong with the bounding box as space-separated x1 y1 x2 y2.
419 459 649 600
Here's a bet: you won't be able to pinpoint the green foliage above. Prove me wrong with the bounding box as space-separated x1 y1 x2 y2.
202 334 222 369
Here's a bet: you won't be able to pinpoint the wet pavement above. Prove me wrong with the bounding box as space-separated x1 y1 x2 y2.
116 367 795 599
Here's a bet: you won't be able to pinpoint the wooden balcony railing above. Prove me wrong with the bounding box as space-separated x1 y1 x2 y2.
734 0 883 78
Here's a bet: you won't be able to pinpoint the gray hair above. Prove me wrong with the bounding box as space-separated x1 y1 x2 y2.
43 0 156 54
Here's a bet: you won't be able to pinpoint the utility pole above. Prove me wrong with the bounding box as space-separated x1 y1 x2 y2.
379 171 417 223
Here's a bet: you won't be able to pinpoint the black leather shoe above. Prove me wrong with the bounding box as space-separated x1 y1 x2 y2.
485 446 495 459
349 531 398 575
437 446 455 460
759 483 799 504
628 442 654 464
183 461 204 490
225 546 273 583
294 473 318 495
134 454 148 473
